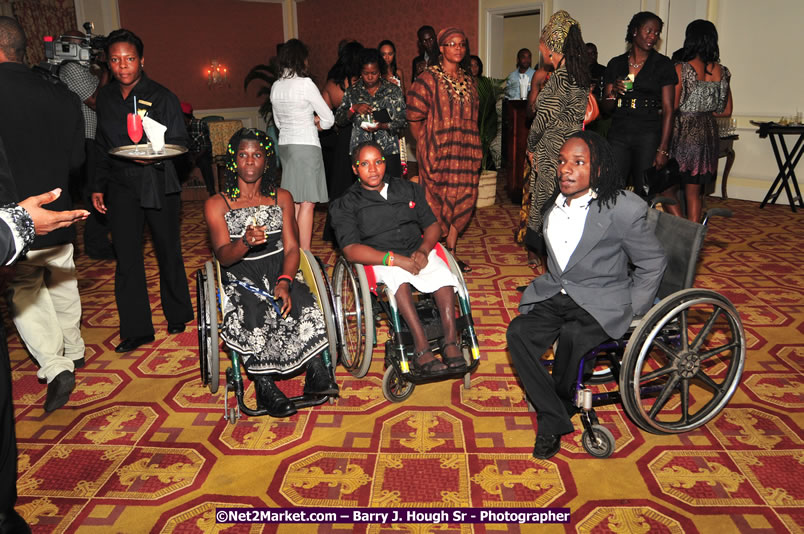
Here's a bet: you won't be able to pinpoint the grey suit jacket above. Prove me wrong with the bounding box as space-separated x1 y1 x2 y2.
519 191 667 339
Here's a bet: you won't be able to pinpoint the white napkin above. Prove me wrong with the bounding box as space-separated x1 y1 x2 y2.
142 116 167 153
519 74 529 100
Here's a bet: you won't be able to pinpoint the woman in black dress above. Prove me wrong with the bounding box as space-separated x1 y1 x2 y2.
204 128 336 417
602 12 677 196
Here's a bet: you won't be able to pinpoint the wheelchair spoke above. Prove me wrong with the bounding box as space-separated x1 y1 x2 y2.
690 307 722 352
694 369 725 395
679 379 690 424
653 339 680 360
698 342 739 362
648 373 680 419
679 309 689 351
639 364 674 383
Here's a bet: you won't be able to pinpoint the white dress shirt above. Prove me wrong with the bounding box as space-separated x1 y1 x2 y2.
270 72 334 147
546 189 595 272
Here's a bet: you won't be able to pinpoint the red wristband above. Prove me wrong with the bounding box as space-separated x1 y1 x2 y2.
277 274 293 285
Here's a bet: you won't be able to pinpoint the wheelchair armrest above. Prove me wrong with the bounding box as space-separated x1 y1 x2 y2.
650 196 678 208
701 208 733 226
629 315 644 329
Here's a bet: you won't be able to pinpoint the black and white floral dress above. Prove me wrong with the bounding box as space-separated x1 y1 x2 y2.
219 198 327 375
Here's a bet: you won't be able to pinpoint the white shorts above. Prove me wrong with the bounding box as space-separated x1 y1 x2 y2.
371 249 459 296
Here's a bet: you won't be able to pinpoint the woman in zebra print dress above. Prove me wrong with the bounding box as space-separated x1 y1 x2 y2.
523 11 589 257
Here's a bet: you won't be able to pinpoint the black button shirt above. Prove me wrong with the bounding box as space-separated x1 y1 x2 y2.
329 177 437 256
94 74 188 208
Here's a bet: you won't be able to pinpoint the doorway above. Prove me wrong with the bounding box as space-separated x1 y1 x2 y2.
484 3 543 79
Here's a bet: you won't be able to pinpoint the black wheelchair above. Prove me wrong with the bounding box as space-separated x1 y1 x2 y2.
331 243 481 402
196 250 339 423
541 206 746 457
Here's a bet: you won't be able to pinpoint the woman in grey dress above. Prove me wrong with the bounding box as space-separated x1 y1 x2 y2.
663 20 732 222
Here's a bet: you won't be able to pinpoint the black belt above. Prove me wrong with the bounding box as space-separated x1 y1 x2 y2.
617 97 661 109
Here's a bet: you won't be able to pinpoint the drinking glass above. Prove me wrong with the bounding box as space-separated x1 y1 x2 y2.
127 113 143 154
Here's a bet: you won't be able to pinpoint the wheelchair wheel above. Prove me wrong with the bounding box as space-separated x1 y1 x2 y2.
620 289 745 434
196 262 220 393
333 258 374 378
582 425 615 458
382 365 415 402
300 251 339 368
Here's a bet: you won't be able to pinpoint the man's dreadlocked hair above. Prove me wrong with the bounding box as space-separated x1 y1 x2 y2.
222 128 279 200
567 130 624 211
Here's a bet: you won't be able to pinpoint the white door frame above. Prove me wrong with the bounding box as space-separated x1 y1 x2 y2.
483 2 544 79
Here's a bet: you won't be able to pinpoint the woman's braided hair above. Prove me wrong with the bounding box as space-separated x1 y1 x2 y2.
222 128 278 200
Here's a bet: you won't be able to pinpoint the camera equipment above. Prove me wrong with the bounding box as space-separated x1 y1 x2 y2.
36 21 107 79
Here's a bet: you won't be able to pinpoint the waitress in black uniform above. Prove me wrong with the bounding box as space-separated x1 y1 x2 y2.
92 29 193 353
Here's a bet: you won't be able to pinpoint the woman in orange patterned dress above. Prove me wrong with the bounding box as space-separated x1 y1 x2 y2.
407 27 481 273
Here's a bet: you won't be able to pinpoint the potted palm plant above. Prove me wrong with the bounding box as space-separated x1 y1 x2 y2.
244 57 280 123
476 75 505 207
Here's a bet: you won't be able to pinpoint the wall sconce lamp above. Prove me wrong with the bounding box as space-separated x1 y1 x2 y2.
207 59 229 88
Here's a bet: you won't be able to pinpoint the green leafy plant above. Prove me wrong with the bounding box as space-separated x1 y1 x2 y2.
244 58 279 121
476 76 506 171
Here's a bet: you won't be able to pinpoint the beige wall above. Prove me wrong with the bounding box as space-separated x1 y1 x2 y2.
553 0 641 62
501 13 541 79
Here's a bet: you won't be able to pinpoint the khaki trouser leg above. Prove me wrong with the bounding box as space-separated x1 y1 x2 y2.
8 244 84 382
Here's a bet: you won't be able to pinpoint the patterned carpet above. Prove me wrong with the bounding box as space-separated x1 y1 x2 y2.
7 185 804 533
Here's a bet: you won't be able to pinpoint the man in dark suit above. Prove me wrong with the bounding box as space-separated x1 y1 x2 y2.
0 137 89 534
507 131 667 459
0 16 87 413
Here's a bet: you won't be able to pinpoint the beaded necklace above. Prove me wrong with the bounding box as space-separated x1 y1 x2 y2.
432 64 473 103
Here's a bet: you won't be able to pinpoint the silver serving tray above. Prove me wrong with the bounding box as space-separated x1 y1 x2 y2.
109 144 188 160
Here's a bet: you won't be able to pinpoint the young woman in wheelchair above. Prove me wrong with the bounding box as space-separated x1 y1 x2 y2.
329 141 465 376
204 128 338 418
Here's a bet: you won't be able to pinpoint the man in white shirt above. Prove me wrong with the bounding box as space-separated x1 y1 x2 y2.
507 131 666 459
505 48 535 100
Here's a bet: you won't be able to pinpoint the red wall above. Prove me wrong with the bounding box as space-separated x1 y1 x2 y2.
118 0 284 110
298 0 478 88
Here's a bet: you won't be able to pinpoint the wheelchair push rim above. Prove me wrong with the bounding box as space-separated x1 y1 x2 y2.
620 288 746 434
332 258 374 377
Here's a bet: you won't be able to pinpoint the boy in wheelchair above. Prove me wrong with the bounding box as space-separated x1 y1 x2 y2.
329 141 465 375
204 128 338 418
507 131 667 459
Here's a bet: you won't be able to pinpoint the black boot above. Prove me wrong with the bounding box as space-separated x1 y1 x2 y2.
253 374 297 417
303 356 339 396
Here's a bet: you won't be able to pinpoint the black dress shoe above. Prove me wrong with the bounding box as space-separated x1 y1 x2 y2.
254 374 297 418
72 357 85 369
115 335 155 353
0 508 32 534
303 356 339 396
167 323 186 334
44 370 75 413
532 434 562 460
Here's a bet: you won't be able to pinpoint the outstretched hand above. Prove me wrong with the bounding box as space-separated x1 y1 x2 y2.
19 188 89 235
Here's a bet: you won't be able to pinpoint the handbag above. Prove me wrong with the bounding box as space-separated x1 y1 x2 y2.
643 158 680 198
583 91 599 126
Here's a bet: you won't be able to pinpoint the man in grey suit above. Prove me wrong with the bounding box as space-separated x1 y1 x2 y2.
507 131 667 459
